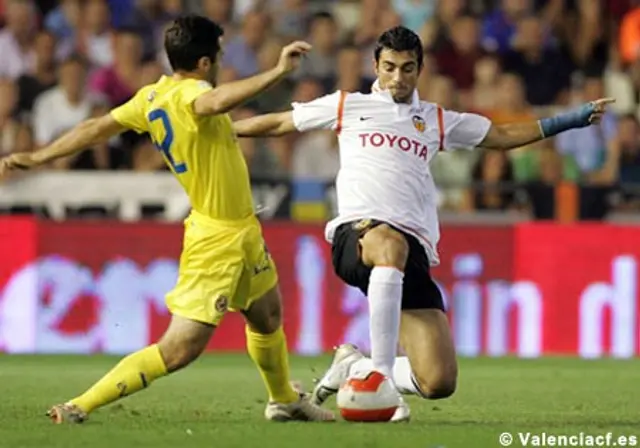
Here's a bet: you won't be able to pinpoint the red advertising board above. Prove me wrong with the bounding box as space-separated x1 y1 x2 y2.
515 223 640 358
0 217 639 358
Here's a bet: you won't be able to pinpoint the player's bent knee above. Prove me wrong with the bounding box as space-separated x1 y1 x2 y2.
247 309 281 335
360 225 409 270
413 367 458 399
243 286 283 334
158 317 214 373
158 341 203 373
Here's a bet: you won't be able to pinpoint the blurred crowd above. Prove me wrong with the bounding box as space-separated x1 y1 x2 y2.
2 0 640 219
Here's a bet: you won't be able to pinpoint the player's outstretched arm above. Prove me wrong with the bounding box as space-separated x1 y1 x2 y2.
0 114 124 178
479 98 615 150
233 111 297 137
193 41 311 116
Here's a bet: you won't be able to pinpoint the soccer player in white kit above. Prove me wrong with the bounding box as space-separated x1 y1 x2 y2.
233 26 613 421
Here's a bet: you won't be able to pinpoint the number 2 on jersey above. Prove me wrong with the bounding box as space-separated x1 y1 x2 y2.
148 109 187 173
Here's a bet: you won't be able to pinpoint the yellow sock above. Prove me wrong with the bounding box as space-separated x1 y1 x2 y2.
70 344 168 413
246 325 299 404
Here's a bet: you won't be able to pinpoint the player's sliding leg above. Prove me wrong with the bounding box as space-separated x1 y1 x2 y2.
358 224 407 379
314 310 457 422
47 315 214 424
312 222 453 421
347 309 457 395
312 223 406 416
396 308 457 398
242 284 335 421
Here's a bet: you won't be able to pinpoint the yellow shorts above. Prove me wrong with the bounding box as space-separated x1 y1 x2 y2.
165 210 278 326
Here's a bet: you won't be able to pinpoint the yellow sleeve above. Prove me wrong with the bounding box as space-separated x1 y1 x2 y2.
179 80 213 113
110 88 150 134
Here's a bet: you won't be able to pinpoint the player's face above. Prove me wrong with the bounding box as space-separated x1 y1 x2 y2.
375 49 420 103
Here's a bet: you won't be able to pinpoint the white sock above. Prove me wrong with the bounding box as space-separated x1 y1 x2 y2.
366 266 403 378
349 356 422 396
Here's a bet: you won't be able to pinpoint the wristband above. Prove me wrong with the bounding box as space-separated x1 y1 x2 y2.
538 102 595 138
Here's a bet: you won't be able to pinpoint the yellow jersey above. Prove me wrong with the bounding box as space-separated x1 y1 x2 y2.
111 75 254 221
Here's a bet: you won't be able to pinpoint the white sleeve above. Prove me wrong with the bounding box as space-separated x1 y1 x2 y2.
440 108 492 151
291 91 343 132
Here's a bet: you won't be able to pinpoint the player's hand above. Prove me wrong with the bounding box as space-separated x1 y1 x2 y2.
588 98 615 124
277 41 312 74
0 152 37 179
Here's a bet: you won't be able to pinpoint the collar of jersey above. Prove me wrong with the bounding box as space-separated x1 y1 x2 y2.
371 79 421 109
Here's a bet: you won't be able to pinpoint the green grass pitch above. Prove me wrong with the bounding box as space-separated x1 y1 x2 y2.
1 355 639 448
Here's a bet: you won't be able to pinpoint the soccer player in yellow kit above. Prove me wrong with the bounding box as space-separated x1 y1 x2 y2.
0 15 334 424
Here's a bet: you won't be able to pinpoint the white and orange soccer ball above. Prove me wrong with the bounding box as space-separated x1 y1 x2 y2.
336 369 400 422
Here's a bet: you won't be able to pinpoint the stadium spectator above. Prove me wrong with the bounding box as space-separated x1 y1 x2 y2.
293 12 338 88
353 0 383 48
523 142 565 220
31 54 103 168
428 75 477 211
270 0 308 40
470 55 500 112
485 73 539 181
415 53 435 99
463 149 518 212
0 79 29 157
0 0 37 79
223 10 270 78
88 27 143 107
43 0 79 40
162 0 182 18
334 44 370 94
359 5 402 80
252 37 294 113
2 0 640 221
419 0 466 51
191 0 234 34
120 0 170 59
556 78 618 180
392 0 436 34
75 0 114 68
434 15 486 95
603 39 636 116
614 113 640 209
501 15 572 105
563 0 608 77
481 0 533 54
14 30 57 119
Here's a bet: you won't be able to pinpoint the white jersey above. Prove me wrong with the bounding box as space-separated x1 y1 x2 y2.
291 84 491 265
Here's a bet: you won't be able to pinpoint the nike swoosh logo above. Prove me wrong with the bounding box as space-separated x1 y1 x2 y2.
359 116 372 121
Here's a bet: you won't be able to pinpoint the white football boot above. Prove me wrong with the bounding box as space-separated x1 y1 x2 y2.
311 344 411 422
310 343 364 406
390 396 411 422
264 382 336 422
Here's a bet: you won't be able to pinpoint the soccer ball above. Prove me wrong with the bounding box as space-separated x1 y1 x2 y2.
336 369 400 422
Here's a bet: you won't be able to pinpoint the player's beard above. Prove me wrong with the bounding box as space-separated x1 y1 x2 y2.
392 93 412 103
387 84 414 104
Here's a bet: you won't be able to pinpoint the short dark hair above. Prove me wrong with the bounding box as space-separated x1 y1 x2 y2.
374 26 424 69
115 25 143 37
164 15 224 72
60 53 88 69
308 11 335 28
